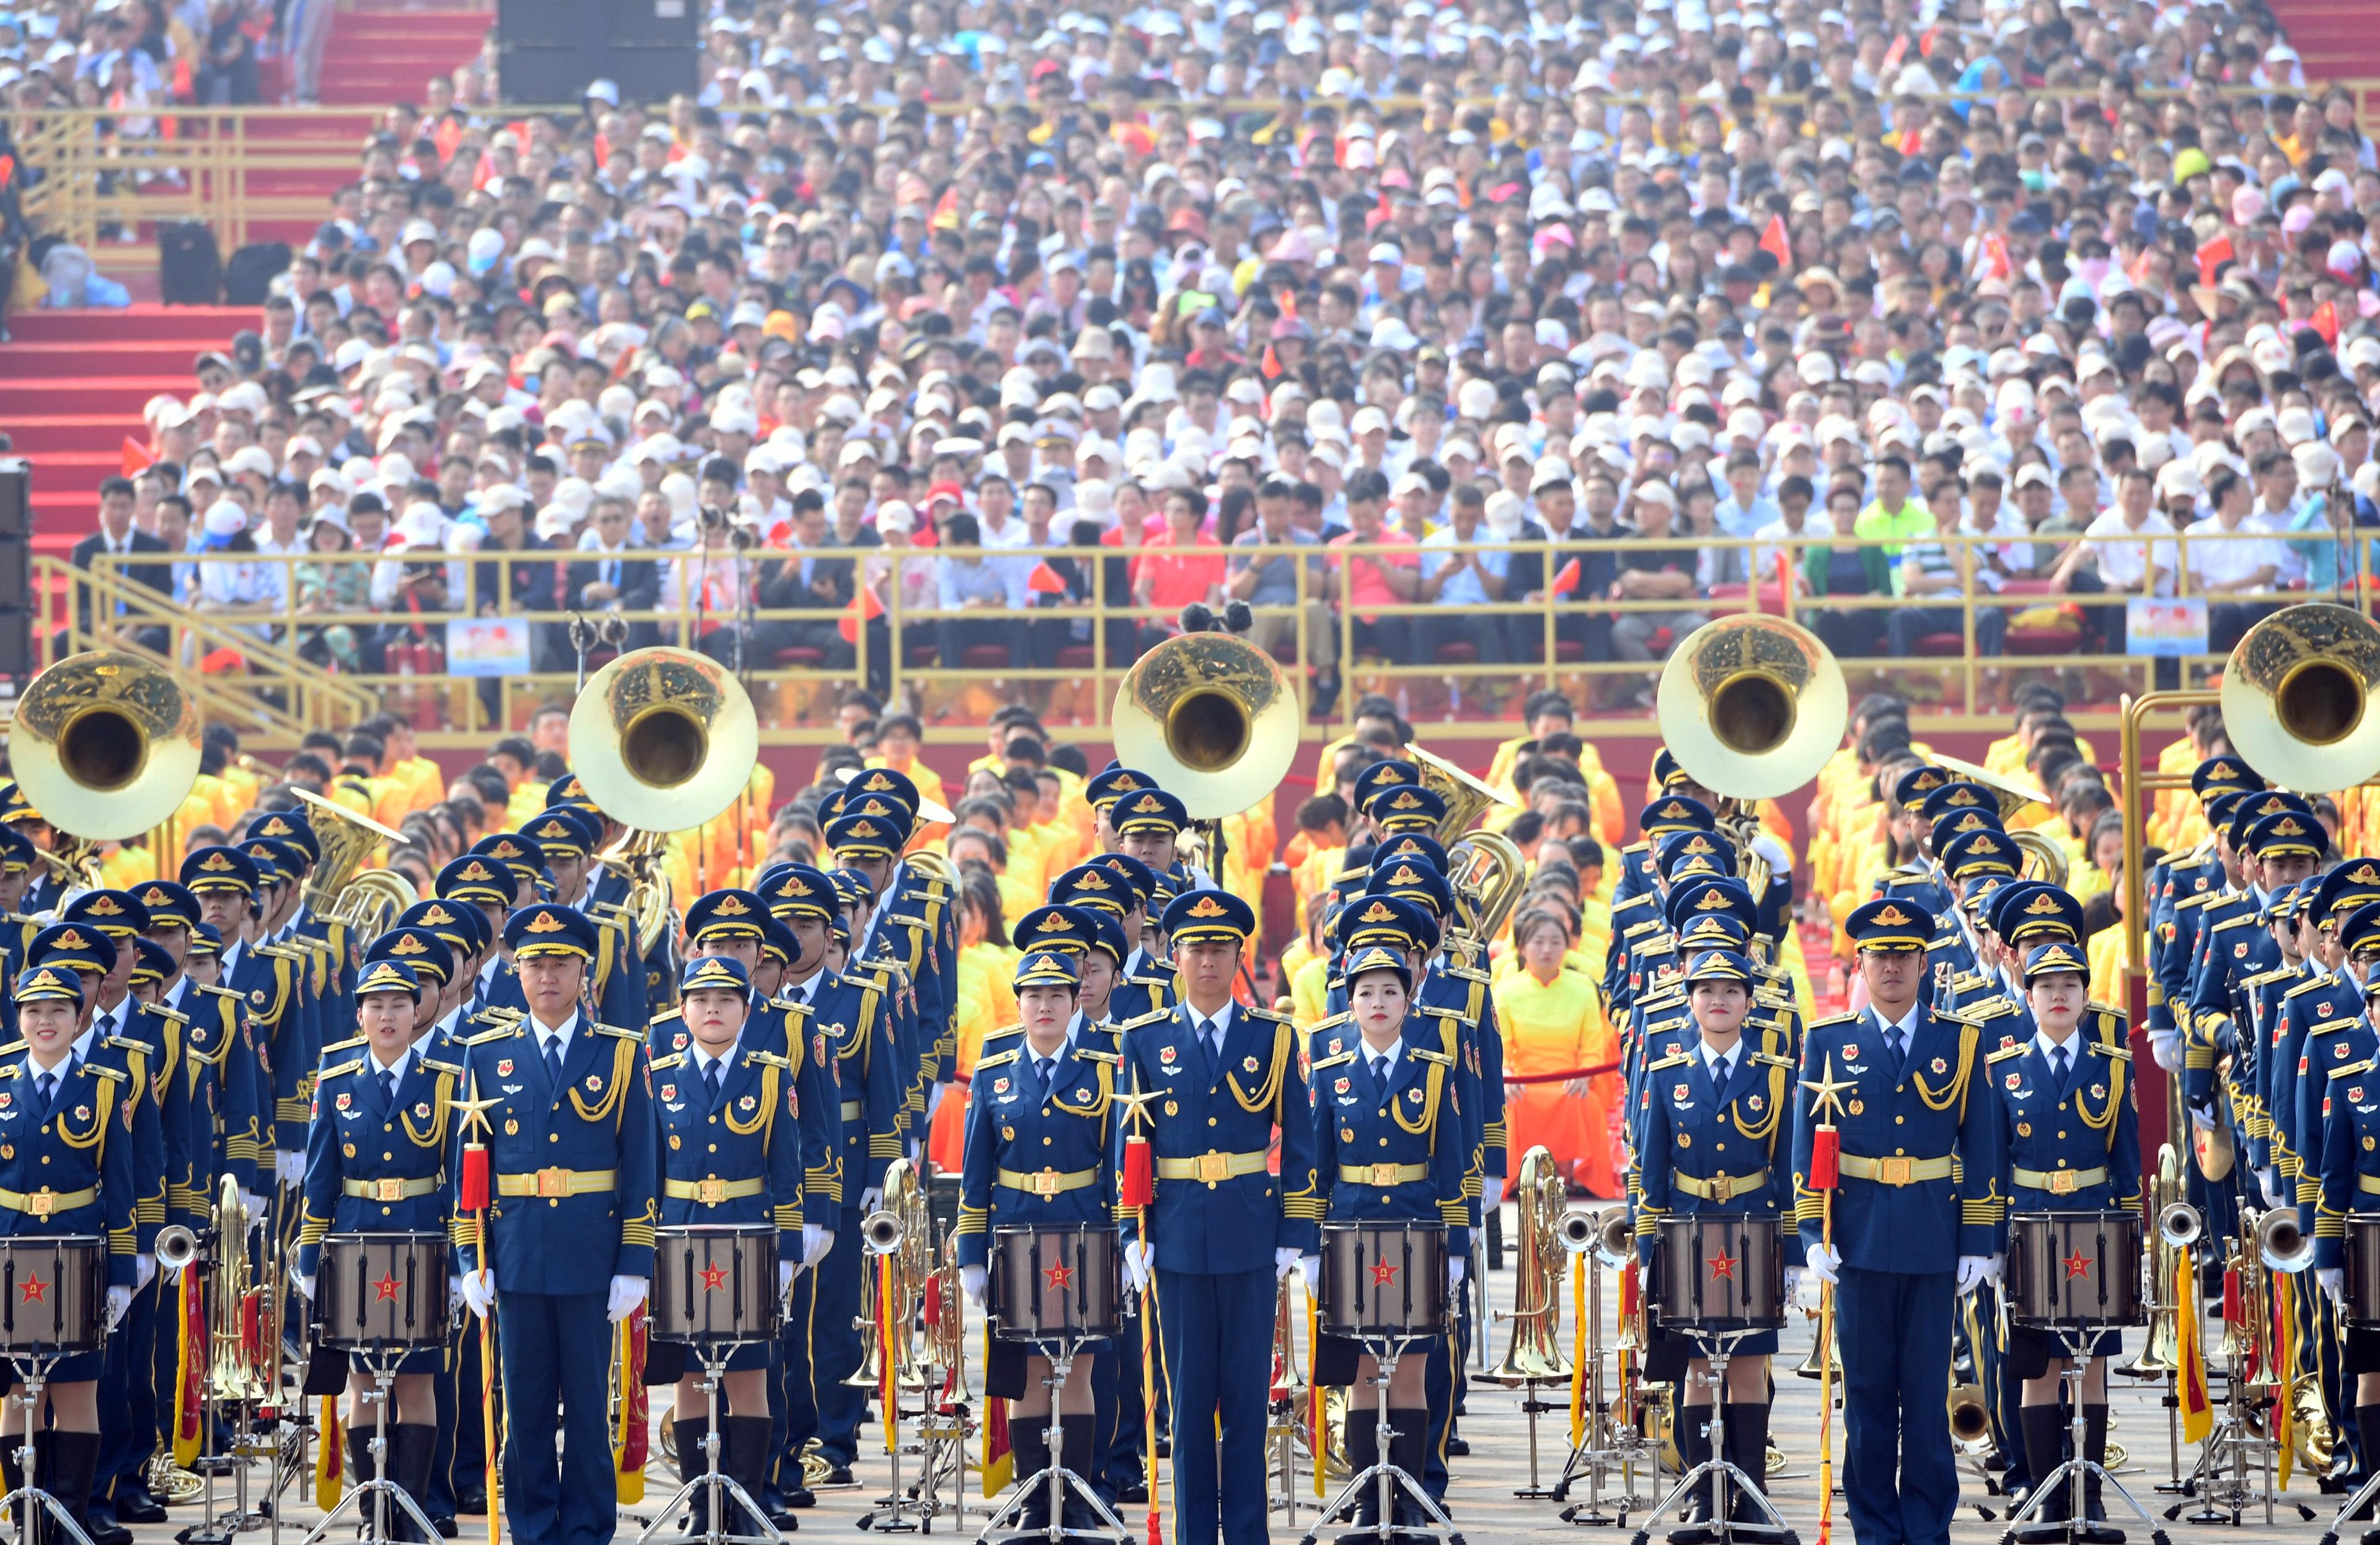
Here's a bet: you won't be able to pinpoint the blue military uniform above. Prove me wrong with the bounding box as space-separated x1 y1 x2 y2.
1794 898 2001 1545
1115 889 1318 1545
449 903 657 1545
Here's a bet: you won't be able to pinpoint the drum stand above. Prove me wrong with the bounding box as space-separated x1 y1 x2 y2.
635 1344 782 1545
1554 1261 1656 1526
1624 1333 1791 1545
1297 1340 1465 1545
2161 1334 2296 1528
1 1352 95 1545
976 1339 1124 1545
297 1349 439 1545
1997 1329 2167 1545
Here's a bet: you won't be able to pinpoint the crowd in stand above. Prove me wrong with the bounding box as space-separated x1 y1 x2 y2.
53 0 2380 719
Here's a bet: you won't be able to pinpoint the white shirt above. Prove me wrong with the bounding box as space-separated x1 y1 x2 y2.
1872 1001 1921 1052
1361 1035 1403 1086
90 996 131 1044
527 1010 580 1067
2081 508 2179 595
1701 1037 1741 1088
687 1040 736 1086
1187 1001 1235 1054
2032 1029 2080 1084
2183 516 2283 588
365 1044 415 1086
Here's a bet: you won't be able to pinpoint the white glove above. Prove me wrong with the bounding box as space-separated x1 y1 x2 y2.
1124 1239 1153 1292
801 1224 828 1268
1955 1255 1992 1296
447 1275 465 1318
961 1264 987 1306
104 1286 131 1330
1300 1256 1320 1294
606 1275 648 1323
2148 1028 2180 1073
1274 1246 1300 1281
240 1193 267 1231
136 1254 156 1292
1805 1242 1841 1285
1481 1177 1504 1212
275 1150 304 1186
2141 1251 2156 1302
860 1187 883 1213
1448 1257 1468 1289
778 1261 796 1299
292 1270 314 1302
2320 1267 2347 1305
2187 1102 2216 1133
812 1228 836 1267
1783 1266 1804 1306
459 1267 495 1319
925 1083 947 1122
2258 1167 2285 1207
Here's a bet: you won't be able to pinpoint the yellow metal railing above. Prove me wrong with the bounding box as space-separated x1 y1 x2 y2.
60 526 2365 746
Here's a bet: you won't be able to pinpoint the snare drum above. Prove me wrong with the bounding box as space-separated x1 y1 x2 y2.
1319 1220 1449 1342
2005 1211 2142 1327
0 1236 105 1358
650 1225 781 1348
2347 1217 2380 1330
1652 1214 1783 1332
990 1224 1119 1344
317 1233 451 1357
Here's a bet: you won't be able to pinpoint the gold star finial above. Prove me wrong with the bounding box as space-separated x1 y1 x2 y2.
1804 1052 1854 1127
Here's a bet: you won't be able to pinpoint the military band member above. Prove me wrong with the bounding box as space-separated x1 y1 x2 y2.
1983 937 2141 1535
294 958 459 1534
957 949 1123 1531
2271 863 2380 1222
1305 943 1469 1538
181 845 278 1207
451 902 657 1545
0 961 137 1541
1116 888 1318 1545
1636 944 1800 1538
646 955 803 1538
1796 898 2001 1545
2315 927 2380 1479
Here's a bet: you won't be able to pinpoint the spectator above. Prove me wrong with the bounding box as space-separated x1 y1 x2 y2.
1419 484 1510 666
2055 468 2178 654
1805 485 1893 659
1854 456 1931 560
1328 473 1421 666
1227 477 1336 710
64 474 172 656
936 514 1026 672
1607 482 1703 705
1131 487 1225 634
2188 467 2284 653
1888 487 2006 659
568 496 663 651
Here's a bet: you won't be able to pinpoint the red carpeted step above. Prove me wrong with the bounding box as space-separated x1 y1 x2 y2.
25 452 136 496
0 377 196 415
4 338 223 374
2 305 246 345
6 419 155 456
2266 0 2380 75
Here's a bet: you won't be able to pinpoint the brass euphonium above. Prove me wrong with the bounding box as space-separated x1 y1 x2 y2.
1653 615 1848 802
203 1176 271 1404
1486 1147 1572 1386
2120 1144 2184 1378
288 786 417 935
1409 744 1527 944
847 1160 932 1393
1948 1379 1992 1449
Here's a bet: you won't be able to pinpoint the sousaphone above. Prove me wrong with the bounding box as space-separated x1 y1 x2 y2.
1109 630 1299 820
9 651 203 841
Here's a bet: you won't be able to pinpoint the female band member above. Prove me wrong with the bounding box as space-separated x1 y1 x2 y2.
645 955 804 1535
294 957 459 1534
1306 943 1470 1537
956 949 1122 1531
1634 944 1801 1541
1986 936 2140 1535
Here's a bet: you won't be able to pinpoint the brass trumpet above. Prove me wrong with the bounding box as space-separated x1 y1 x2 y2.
847 1159 933 1394
1948 1380 1992 1450
2255 1205 2315 1274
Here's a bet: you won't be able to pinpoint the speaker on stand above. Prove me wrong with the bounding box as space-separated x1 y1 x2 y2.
495 0 697 104
0 459 33 679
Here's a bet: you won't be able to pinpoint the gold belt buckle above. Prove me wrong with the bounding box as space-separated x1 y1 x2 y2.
27 1189 52 1219
2048 1169 2079 1196
1034 1169 1062 1198
1196 1152 1230 1184
697 1177 727 1205
1711 1173 1735 1204
1876 1156 1913 1187
1369 1163 1401 1186
375 1178 407 1203
536 1168 570 1199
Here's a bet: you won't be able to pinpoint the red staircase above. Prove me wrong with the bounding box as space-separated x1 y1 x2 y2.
2263 0 2380 77
0 305 248 553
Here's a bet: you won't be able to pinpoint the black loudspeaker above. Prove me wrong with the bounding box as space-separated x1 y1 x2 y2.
0 535 28 677
496 0 695 104
0 460 27 539
158 220 221 306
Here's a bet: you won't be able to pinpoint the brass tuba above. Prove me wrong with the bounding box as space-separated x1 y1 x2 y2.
201 1176 271 1404
1109 630 1300 821
2219 602 2380 791
1408 744 1527 942
9 653 203 876
2120 1144 2185 1379
1485 1147 1572 1386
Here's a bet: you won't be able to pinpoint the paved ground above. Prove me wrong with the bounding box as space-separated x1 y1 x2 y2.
125 1210 2343 1545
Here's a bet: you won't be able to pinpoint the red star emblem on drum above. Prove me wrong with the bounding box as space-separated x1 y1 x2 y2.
2062 1249 2092 1281
1044 1261 1075 1291
1708 1251 1738 1281
1370 1259 1400 1287
700 1262 729 1292
373 1272 402 1303
18 1274 45 1305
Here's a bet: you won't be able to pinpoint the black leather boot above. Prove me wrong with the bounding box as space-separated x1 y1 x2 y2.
1670 1406 1714 1545
48 1431 114 1545
2357 1406 2380 1521
1721 1402 1771 1525
1059 1415 1101 1534
723 1416 787 1536
1010 1420 1052 1531
348 1425 379 1490
1386 1408 1434 1543
1338 1406 1382 1541
2017 1405 2069 1530
675 1417 713 1538
2079 1405 2122 1543
391 1424 439 1543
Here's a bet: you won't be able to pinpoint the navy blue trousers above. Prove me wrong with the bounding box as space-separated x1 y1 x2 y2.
494 1290 615 1545
431 1313 488 1513
95 1274 160 1505
1155 1267 1272 1545
1836 1267 1958 1545
809 1205 865 1468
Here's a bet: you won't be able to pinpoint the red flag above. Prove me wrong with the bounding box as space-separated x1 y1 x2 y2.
1261 343 1282 379
2312 301 2341 346
2195 234 2235 288
121 437 154 477
837 584 886 643
1758 215 1792 269
1980 234 2013 281
1027 561 1068 595
1879 32 1908 73
1549 558 1582 596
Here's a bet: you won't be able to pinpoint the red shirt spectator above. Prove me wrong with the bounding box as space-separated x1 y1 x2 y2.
1132 494 1225 625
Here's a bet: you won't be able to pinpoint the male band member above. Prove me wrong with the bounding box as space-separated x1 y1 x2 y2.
1117 888 1319 1545
1796 898 2001 1545
451 902 657 1545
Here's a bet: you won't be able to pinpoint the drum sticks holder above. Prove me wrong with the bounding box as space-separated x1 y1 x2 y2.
1625 1333 1789 1545
974 1338 1126 1545
1 1350 96 1545
633 1343 784 1545
296 1348 441 1545
1297 1340 1466 1545
1998 1327 2167 1545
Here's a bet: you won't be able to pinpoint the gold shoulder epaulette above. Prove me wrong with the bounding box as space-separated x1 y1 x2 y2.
593 1022 643 1042
743 1049 795 1072
649 1054 686 1072
1411 1047 1455 1066
2311 1016 2361 1036
2331 1059 2374 1081
2086 1039 2131 1063
1645 1052 1693 1072
1073 1048 1122 1067
2209 913 2254 934
149 1005 187 1028
1809 1011 1859 1031
650 1008 685 1027
420 1055 462 1076
86 1064 125 1085
1753 1050 1794 1070
1308 1011 1352 1032
976 1049 1021 1070
457 1024 518 1046
1934 1007 1979 1027
319 1034 367 1056
2284 978 2330 999
1116 1007 1171 1031
1312 1049 1358 1070
1245 1005 1290 1024
317 1057 366 1081
1986 1042 2028 1065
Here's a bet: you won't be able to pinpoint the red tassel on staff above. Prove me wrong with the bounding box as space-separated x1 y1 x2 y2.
1809 1125 1841 1190
459 1144 490 1210
1120 1135 1154 1208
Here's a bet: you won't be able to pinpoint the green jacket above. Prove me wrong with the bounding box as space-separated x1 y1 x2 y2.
1801 541 1892 598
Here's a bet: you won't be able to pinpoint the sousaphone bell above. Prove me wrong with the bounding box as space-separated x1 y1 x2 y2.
1654 615 1846 801
2219 602 2380 792
1109 629 1299 820
9 651 204 840
567 646 760 833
